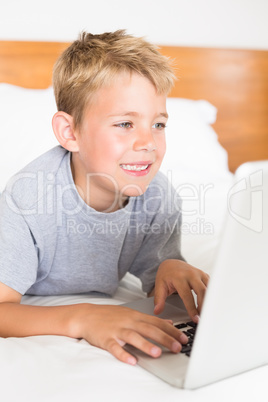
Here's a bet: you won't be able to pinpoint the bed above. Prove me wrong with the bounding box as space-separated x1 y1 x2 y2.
0 40 267 402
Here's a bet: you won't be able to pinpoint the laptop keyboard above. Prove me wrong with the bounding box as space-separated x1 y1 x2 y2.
174 321 198 357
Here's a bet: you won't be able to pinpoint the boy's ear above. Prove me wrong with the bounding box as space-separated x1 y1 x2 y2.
52 111 79 152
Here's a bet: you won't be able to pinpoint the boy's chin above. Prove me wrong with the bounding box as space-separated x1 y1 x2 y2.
121 186 147 198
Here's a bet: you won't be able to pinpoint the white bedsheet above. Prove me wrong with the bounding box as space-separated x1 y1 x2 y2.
1 274 267 402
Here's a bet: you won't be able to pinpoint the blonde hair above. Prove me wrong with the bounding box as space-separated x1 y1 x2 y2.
53 30 175 129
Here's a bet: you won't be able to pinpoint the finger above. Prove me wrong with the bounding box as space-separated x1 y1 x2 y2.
175 283 199 321
120 329 163 357
193 280 207 312
148 316 188 343
106 339 137 365
137 318 189 348
153 284 168 315
148 325 188 350
121 325 182 356
201 272 210 287
164 319 174 325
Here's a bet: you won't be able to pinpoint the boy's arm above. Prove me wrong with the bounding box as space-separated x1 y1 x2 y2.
0 281 84 338
0 281 189 365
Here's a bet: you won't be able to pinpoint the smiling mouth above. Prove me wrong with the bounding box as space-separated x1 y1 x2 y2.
120 164 149 171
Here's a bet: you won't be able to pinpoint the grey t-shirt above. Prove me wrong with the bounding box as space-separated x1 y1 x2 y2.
0 146 183 296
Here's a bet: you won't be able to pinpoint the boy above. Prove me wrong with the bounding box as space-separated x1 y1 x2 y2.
0 31 209 366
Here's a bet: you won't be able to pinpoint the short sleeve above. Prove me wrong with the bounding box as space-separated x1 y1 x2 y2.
0 192 39 294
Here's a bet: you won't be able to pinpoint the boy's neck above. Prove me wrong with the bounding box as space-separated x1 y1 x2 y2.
76 185 129 213
70 154 129 213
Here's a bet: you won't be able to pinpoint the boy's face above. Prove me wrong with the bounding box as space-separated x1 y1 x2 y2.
71 72 168 212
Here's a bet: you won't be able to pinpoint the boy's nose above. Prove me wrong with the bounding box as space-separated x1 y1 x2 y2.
133 129 157 152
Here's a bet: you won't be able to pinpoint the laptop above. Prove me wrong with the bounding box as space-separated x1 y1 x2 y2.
123 160 268 389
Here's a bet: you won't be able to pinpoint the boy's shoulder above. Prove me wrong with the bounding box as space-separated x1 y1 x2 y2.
4 146 68 203
18 146 67 175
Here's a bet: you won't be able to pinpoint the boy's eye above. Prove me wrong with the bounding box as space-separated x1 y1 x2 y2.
153 122 166 129
116 122 133 129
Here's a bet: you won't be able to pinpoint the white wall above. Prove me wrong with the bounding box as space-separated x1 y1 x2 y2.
1 0 268 49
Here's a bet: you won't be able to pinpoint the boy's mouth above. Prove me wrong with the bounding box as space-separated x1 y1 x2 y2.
120 164 149 171
120 162 152 176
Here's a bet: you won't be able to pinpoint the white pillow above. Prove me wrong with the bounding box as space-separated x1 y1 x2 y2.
162 98 233 273
162 97 230 182
0 84 58 191
0 84 233 273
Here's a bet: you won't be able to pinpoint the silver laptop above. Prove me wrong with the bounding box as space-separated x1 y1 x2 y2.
123 160 268 389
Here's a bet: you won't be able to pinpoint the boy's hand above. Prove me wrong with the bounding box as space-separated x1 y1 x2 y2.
152 259 209 322
71 304 189 365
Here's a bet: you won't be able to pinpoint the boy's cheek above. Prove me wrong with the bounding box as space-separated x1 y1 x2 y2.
158 137 166 158
158 148 166 166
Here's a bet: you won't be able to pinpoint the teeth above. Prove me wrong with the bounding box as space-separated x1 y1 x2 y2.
121 164 149 171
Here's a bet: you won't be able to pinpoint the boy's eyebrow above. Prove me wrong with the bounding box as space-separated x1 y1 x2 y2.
108 111 169 119
158 112 169 119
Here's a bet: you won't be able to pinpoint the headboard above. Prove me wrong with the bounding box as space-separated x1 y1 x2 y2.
0 40 267 172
